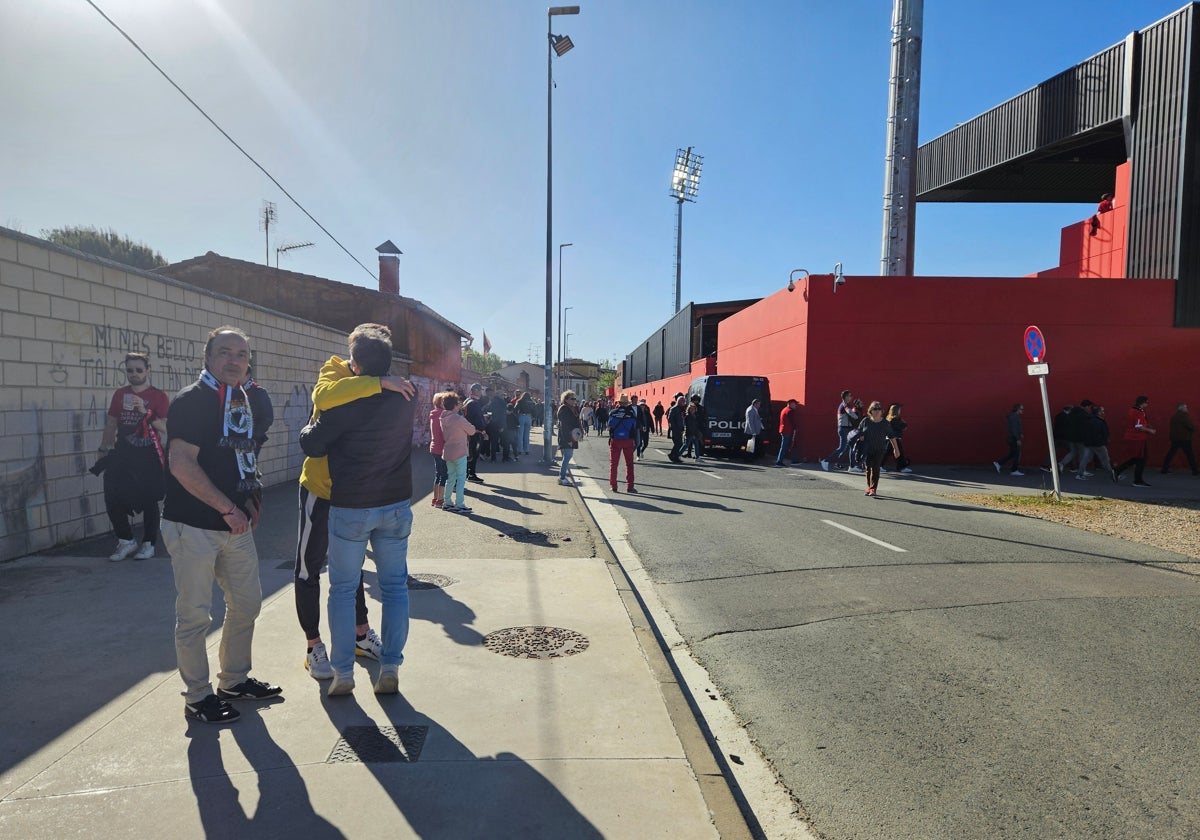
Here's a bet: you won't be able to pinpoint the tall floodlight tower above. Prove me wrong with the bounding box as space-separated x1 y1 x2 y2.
880 0 923 276
670 147 702 313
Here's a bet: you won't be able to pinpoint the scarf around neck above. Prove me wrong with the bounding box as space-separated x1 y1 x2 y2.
200 369 260 492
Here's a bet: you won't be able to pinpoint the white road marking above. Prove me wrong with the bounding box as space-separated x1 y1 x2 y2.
821 519 908 552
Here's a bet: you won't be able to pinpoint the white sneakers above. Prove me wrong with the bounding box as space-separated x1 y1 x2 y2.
328 672 355 696
305 643 334 680
133 541 156 560
374 665 400 695
108 538 137 562
819 460 830 471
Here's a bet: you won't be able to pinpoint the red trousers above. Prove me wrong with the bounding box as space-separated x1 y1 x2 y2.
609 438 635 489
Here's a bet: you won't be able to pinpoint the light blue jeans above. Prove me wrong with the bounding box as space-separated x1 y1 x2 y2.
559 445 574 479
518 414 533 453
445 456 467 507
327 500 412 677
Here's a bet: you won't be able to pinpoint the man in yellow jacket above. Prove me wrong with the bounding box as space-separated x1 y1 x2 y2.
296 354 414 679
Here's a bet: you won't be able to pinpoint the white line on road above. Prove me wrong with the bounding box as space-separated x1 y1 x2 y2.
822 519 908 552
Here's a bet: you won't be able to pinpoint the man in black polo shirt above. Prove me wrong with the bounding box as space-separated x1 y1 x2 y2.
162 326 281 724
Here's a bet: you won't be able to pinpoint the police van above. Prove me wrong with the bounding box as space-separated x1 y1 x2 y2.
685 375 771 454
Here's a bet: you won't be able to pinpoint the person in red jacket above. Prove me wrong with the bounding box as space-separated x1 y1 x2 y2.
774 399 799 466
1112 395 1156 486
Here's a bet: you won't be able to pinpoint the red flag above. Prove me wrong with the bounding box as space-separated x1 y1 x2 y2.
482 330 492 355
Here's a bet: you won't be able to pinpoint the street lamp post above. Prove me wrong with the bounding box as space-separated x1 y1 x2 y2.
544 5 580 464
559 305 574 397
669 147 703 314
557 242 573 398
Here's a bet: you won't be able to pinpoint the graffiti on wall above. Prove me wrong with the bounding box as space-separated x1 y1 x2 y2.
282 383 314 475
0 408 48 558
77 324 202 391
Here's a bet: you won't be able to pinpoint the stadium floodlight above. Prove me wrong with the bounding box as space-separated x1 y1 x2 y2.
670 147 703 313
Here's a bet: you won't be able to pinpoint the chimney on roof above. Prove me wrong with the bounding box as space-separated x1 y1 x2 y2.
376 240 402 295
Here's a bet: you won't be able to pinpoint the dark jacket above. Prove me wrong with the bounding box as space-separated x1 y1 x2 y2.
1082 413 1109 447
299 391 415 508
667 403 685 434
1169 409 1196 442
463 396 486 434
1064 406 1089 443
557 402 580 449
1005 410 1023 441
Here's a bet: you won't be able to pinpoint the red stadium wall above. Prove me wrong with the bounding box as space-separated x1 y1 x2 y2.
716 273 1192 465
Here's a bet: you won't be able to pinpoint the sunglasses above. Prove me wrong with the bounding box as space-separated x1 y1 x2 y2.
125 367 146 374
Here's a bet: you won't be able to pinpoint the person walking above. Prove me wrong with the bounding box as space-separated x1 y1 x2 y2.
820 390 858 471
653 400 665 435
439 394 476 513
667 394 686 463
1161 402 1198 475
428 391 448 509
857 401 901 497
775 398 799 466
594 400 608 438
1076 404 1115 482
607 394 638 492
880 403 912 473
1113 395 1156 486
992 403 1025 476
97 352 169 562
634 396 653 460
1059 400 1093 474
557 391 581 485
743 398 765 458
299 324 417 696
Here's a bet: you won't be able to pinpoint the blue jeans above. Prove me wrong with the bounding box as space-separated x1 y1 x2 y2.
445 456 466 507
519 414 533 453
775 433 794 465
327 500 412 677
825 428 851 465
559 445 574 479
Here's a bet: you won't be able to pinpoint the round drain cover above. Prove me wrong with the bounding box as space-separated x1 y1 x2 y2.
483 626 590 659
407 573 457 590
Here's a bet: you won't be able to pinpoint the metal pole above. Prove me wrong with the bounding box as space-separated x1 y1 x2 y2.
1037 375 1062 501
543 14 554 464
674 198 683 313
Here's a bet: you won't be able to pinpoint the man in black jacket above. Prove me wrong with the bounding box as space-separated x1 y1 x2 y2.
667 395 686 463
300 324 416 697
463 384 487 482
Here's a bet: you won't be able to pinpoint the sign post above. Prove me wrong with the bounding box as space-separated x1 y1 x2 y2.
1024 325 1061 501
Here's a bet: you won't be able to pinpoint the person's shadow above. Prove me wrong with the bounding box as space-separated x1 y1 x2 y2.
407 583 486 647
320 688 604 839
187 705 344 838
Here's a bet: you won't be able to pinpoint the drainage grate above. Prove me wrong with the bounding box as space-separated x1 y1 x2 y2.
328 725 428 764
483 626 590 659
407 573 457 590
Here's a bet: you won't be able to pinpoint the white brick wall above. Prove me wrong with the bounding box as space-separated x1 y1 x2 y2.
0 229 350 562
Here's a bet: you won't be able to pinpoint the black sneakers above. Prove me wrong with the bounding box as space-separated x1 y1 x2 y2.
217 677 283 701
185 694 240 724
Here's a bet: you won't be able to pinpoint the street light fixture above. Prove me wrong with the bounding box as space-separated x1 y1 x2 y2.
557 242 573 398
669 146 703 313
544 4 580 463
560 305 574 391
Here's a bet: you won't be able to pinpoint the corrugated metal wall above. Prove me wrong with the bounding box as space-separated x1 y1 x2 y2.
622 304 695 387
918 43 1126 195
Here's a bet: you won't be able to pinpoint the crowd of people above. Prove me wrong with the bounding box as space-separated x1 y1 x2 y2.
91 337 1197 724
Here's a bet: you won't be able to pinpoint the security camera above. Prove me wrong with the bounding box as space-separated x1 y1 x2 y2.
832 262 845 293
787 280 795 293
788 268 808 293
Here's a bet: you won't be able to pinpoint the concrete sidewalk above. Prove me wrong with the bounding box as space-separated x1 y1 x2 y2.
0 445 751 839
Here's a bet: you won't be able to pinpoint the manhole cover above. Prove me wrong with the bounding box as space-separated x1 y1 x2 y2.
407 573 457 590
328 725 428 763
483 626 590 659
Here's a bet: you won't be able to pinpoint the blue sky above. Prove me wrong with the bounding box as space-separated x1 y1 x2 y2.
0 0 1183 367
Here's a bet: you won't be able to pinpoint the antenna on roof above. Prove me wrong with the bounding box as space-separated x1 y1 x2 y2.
276 241 314 268
259 200 277 266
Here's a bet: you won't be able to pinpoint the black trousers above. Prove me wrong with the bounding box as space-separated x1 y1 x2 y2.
103 449 164 543
295 485 368 641
669 429 683 460
467 434 481 477
1162 440 1199 474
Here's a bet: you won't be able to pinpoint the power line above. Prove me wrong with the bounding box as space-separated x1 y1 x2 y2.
84 0 376 282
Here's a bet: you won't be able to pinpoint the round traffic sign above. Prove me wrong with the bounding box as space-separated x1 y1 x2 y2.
1023 325 1045 363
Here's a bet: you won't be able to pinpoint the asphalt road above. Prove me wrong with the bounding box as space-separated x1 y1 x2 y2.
574 435 1200 840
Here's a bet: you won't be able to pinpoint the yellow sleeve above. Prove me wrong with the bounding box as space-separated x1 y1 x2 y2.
311 355 382 415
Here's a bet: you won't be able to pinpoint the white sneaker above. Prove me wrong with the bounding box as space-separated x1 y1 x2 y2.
305 642 333 680
355 628 383 661
820 460 830 472
109 538 137 562
133 541 156 560
901 468 913 474
559 477 573 486
849 466 864 474
328 672 355 696
993 461 1002 474
374 664 400 695
1011 470 1025 476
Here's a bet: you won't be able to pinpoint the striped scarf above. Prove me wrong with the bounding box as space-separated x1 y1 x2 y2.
199 369 261 492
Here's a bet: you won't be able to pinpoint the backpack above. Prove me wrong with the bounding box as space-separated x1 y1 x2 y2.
610 410 636 440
